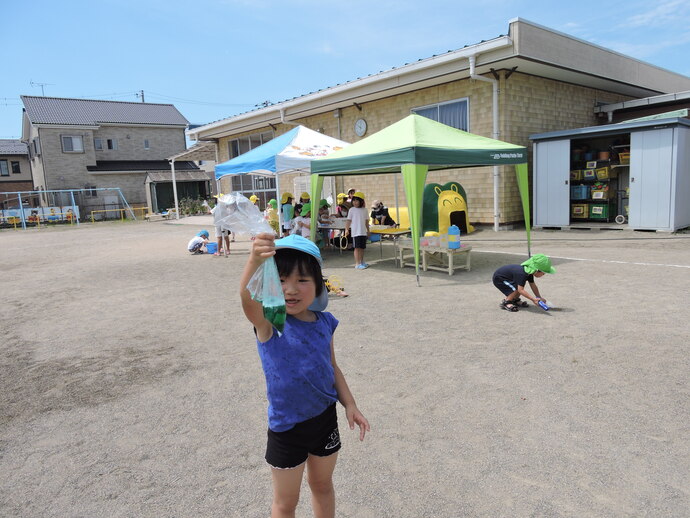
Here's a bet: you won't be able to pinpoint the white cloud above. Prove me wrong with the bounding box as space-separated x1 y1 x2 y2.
620 0 690 28
598 30 690 60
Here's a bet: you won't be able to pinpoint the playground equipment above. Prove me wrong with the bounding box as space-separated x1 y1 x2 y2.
0 188 135 230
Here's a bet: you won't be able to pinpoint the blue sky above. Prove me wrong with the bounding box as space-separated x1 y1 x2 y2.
2 0 689 139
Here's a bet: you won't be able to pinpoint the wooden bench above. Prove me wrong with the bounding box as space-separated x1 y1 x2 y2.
397 242 472 275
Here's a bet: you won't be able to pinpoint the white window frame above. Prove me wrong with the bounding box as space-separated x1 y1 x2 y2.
107 138 118 150
61 135 84 153
411 97 470 132
0 160 9 176
143 139 150 150
94 138 103 150
228 130 274 159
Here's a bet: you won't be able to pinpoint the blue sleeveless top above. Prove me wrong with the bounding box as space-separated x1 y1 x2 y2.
257 312 339 432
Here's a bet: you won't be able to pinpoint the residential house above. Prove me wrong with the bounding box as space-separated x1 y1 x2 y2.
20 96 207 215
188 18 690 228
0 140 32 207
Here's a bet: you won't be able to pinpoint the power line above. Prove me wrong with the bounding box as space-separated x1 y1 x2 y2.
144 91 254 107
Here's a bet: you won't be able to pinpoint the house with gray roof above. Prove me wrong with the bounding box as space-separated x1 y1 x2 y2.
20 96 208 215
0 140 32 204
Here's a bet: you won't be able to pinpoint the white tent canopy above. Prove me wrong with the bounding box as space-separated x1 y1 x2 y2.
214 125 349 229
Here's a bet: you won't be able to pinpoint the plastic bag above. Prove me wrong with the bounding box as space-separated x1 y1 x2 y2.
216 193 286 334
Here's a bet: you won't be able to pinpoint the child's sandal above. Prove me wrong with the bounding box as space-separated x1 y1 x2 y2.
500 299 519 312
514 298 529 308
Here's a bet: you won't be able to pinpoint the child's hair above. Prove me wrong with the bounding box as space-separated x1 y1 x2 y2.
275 249 324 296
352 196 365 208
294 203 303 215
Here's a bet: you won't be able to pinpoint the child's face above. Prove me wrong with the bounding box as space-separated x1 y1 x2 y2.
534 271 545 278
352 198 362 207
280 267 316 318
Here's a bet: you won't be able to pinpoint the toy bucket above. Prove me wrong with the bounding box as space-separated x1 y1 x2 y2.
206 242 218 254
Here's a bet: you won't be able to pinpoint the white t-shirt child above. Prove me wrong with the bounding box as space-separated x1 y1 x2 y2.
347 207 369 237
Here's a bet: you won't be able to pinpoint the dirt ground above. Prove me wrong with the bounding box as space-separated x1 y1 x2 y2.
1 218 688 518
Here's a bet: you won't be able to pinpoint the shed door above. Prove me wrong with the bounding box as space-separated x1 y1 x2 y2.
533 139 569 227
629 129 673 230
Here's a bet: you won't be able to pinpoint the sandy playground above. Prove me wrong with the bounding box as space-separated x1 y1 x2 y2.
1 218 689 517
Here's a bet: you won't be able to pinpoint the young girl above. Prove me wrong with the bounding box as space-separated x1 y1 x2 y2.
290 203 303 236
298 202 312 238
344 192 370 269
281 192 294 236
240 234 370 518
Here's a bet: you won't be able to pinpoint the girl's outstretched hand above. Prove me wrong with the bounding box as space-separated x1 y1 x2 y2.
251 232 276 261
346 405 370 441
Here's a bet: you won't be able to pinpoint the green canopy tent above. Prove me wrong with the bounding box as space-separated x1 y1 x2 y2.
310 114 531 285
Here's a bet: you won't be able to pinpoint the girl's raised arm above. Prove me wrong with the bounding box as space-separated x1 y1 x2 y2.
239 232 276 341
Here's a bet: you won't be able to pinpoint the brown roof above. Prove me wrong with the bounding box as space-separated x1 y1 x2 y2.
86 160 199 172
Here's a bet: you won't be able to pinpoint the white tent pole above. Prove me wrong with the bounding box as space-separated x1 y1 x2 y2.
170 159 180 220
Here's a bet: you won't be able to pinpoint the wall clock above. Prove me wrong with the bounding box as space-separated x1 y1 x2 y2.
354 118 367 137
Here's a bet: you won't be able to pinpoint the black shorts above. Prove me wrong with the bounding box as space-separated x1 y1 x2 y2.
493 276 518 297
353 235 367 249
266 403 341 469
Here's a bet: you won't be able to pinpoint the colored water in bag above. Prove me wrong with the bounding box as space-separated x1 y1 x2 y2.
247 256 286 334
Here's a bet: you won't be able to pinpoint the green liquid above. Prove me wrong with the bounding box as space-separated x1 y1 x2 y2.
263 304 286 333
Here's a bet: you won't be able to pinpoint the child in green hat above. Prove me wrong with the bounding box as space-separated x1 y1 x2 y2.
492 254 555 312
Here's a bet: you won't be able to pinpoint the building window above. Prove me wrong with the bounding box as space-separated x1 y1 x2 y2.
84 185 98 197
107 139 118 150
144 139 150 150
0 160 9 176
94 138 103 150
61 135 84 153
231 174 276 207
33 137 41 156
412 98 469 131
228 130 274 159
11 161 21 174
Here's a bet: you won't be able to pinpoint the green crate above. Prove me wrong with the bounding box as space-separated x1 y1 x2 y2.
589 204 610 219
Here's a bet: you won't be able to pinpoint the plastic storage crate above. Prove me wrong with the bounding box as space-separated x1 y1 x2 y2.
618 152 630 165
570 170 582 181
589 204 610 219
591 189 613 200
583 169 597 181
595 167 611 180
571 204 589 219
570 184 589 200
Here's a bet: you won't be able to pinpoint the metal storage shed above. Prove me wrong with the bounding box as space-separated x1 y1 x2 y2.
530 117 690 232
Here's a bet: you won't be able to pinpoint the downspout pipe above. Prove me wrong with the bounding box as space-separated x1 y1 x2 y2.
280 108 301 127
469 55 501 232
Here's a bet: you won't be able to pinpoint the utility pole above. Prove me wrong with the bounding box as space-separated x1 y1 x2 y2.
139 90 145 103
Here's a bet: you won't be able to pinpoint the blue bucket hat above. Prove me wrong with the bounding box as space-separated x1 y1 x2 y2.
197 230 209 238
275 234 322 265
274 235 328 311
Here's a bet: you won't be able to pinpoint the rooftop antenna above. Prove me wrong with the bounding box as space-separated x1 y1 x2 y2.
30 81 54 96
